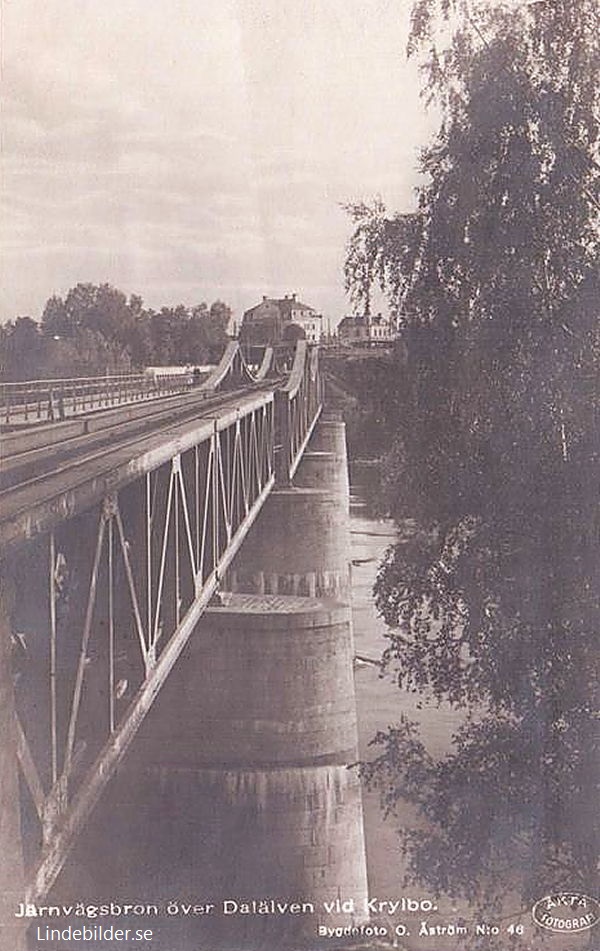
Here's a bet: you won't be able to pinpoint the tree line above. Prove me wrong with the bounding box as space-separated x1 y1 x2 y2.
346 0 599 927
0 283 231 381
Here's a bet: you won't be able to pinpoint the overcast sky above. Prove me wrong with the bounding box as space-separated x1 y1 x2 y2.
0 0 436 325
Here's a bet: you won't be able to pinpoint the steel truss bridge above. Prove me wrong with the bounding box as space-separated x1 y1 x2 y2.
0 339 323 905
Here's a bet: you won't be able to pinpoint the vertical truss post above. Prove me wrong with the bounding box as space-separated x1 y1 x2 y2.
177 464 198 593
0 573 26 951
146 472 154 668
152 467 175 649
108 516 115 735
195 445 200 570
173 455 181 625
199 442 213 583
212 422 219 575
49 532 58 785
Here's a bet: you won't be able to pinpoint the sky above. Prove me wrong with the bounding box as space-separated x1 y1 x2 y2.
0 0 436 326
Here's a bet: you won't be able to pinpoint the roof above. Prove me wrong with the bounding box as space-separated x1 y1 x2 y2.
338 312 390 326
243 295 316 322
277 296 315 317
338 315 362 330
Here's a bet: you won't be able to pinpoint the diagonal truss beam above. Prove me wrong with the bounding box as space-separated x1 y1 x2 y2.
25 473 275 903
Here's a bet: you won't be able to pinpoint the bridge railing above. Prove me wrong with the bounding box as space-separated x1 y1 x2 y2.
275 341 323 482
0 342 280 428
3 390 277 903
0 372 193 426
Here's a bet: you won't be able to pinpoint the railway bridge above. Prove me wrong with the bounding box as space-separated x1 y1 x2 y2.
0 340 369 950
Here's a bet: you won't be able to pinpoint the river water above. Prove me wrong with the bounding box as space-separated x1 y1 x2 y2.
348 465 468 948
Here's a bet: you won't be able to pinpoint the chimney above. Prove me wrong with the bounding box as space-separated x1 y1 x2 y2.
262 295 268 302
292 293 297 301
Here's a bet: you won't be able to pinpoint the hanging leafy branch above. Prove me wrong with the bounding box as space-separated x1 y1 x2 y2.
348 0 600 913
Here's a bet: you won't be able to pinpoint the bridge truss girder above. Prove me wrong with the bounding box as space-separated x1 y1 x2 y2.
275 341 324 482
1 340 323 908
9 396 275 903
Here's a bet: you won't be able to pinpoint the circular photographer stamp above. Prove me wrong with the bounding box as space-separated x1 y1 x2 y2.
532 893 599 934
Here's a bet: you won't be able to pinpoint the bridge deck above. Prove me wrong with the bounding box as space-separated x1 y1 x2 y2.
0 385 274 552
1 382 226 456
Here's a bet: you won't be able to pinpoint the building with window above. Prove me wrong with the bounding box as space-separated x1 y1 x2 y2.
336 312 396 346
240 294 323 345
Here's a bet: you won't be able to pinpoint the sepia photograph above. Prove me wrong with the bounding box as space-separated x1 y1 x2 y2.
0 1 598 950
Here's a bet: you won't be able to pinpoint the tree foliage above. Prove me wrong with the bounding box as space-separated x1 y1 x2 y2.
323 350 407 462
0 284 231 380
347 0 600 911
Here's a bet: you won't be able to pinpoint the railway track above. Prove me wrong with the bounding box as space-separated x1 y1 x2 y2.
0 382 277 534
1 384 272 491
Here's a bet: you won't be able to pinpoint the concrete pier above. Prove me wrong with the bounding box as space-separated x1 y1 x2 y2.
122 593 367 947
227 487 351 599
299 417 351 500
137 596 358 769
